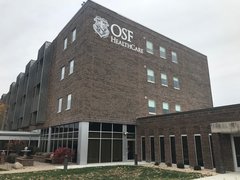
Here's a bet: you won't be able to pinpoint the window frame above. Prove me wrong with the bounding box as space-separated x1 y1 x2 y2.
57 98 63 113
171 51 178 63
69 59 74 75
66 94 72 110
162 102 169 114
160 46 166 59
60 66 65 80
161 73 168 87
63 38 68 50
72 28 76 42
146 40 154 54
147 69 155 83
175 104 181 112
148 99 156 115
173 76 180 90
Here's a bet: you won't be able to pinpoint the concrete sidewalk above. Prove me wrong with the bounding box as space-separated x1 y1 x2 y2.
195 172 240 180
55 161 146 169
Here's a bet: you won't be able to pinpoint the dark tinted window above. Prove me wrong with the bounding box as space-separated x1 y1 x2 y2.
89 122 100 131
127 125 135 133
102 123 112 131
113 124 122 132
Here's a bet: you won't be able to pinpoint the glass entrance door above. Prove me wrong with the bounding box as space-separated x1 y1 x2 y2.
234 136 240 169
127 140 135 160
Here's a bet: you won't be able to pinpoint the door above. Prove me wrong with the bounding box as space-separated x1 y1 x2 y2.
234 136 240 171
127 140 135 160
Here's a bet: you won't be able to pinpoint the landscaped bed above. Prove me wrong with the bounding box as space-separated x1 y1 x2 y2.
0 165 204 180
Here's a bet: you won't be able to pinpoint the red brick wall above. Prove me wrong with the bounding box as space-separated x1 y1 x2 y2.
137 104 240 172
43 1 212 128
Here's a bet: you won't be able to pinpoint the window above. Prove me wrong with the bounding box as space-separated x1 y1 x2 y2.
57 98 63 113
160 136 165 162
64 38 68 50
150 137 155 162
171 51 178 63
60 66 65 80
72 28 76 42
66 94 72 110
209 134 215 168
175 104 181 112
161 73 168 86
208 134 216 168
88 122 125 163
147 69 155 83
141 137 146 161
162 102 169 114
170 136 176 164
160 46 166 59
69 60 74 75
181 135 189 165
146 41 153 54
194 135 204 166
173 77 180 89
148 99 156 114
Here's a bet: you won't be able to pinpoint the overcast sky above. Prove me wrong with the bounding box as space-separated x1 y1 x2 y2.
0 0 240 107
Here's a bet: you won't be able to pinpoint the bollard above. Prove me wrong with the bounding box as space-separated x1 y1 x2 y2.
134 154 138 166
64 155 68 170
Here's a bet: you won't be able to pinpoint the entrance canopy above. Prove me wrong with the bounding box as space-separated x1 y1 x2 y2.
0 130 40 141
211 121 240 134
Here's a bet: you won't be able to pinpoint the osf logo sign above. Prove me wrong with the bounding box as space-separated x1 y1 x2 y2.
93 16 110 38
93 16 133 42
93 16 143 54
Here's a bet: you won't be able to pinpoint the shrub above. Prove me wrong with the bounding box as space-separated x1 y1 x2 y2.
177 163 184 169
50 147 73 164
26 146 40 156
32 147 41 155
165 162 172 167
194 165 201 170
53 147 73 159
6 153 17 163
5 140 27 156
154 162 160 166
35 152 43 156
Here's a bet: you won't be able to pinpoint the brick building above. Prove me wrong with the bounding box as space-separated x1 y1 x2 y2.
2 0 230 169
137 104 240 173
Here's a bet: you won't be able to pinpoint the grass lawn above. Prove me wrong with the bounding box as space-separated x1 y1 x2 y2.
0 165 204 180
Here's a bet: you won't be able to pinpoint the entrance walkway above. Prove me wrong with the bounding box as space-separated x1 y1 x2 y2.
195 172 240 180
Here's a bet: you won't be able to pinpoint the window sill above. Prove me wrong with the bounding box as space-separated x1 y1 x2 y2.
146 50 154 54
161 84 168 87
149 112 156 115
147 81 155 84
174 87 180 90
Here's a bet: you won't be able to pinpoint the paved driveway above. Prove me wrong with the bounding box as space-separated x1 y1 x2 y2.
195 172 240 180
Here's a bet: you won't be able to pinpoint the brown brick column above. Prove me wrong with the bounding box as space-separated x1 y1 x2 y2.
175 130 183 164
201 128 213 169
164 132 171 164
187 130 196 167
145 135 150 162
154 129 160 163
136 127 142 161
212 133 226 173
